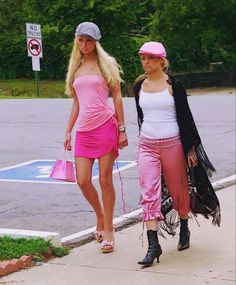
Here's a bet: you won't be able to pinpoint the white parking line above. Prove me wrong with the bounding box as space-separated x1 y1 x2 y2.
0 160 137 184
0 160 43 171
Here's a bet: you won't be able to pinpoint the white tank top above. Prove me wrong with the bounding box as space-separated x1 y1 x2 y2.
139 88 179 139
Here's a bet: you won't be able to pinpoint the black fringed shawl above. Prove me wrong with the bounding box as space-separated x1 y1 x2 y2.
133 74 221 230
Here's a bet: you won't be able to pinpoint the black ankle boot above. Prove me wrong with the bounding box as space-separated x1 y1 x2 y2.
178 218 190 251
138 230 162 267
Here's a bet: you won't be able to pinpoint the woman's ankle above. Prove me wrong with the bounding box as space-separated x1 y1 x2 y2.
179 214 188 220
103 229 114 240
96 217 104 231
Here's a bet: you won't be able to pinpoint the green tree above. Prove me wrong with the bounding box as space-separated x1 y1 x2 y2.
30 0 147 82
0 0 235 80
0 0 41 78
147 0 236 71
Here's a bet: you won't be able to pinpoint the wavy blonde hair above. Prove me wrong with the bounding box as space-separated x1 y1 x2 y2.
65 39 123 97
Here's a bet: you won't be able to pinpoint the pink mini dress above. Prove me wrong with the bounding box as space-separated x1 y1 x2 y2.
73 75 119 159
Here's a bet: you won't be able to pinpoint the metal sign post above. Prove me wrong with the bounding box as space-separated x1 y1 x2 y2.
32 57 40 97
26 23 43 97
35 71 40 98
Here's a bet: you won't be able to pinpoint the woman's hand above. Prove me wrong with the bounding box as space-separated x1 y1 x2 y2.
187 146 198 167
118 132 128 149
64 132 72 151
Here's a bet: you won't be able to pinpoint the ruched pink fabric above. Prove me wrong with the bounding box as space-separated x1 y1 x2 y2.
73 75 115 132
74 116 118 159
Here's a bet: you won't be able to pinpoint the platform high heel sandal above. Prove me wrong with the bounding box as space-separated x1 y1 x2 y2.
94 230 104 243
101 231 115 253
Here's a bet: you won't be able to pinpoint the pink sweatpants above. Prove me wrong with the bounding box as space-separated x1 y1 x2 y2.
137 135 190 221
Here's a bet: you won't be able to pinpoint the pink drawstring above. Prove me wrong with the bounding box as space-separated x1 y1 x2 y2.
138 219 145 248
112 114 126 215
115 159 126 215
190 212 201 227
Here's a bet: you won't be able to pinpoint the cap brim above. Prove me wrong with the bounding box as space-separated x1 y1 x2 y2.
76 33 97 40
139 51 165 57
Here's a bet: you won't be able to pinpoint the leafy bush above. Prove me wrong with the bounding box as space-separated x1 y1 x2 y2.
0 236 70 261
0 236 50 261
0 0 235 81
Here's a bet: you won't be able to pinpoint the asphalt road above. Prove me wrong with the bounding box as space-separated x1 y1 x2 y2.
0 87 235 238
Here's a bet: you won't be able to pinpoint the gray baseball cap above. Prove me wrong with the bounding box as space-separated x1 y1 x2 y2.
75 22 101 41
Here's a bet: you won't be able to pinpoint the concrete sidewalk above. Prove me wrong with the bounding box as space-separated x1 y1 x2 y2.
1 185 235 285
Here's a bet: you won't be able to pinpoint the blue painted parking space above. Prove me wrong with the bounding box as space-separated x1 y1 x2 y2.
0 160 136 184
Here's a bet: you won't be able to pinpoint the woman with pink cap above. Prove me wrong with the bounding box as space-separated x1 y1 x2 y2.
64 22 128 253
133 41 220 267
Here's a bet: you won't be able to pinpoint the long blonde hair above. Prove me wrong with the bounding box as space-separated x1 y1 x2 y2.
65 39 123 97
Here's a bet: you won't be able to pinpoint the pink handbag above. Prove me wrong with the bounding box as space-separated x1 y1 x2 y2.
50 150 76 182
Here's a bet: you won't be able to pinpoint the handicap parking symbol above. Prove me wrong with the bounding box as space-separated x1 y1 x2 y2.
0 160 136 184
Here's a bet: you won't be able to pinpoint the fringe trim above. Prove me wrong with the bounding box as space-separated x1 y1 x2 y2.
211 205 221 227
196 143 216 174
192 205 221 227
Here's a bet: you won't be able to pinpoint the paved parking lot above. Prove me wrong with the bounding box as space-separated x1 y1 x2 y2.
0 88 235 238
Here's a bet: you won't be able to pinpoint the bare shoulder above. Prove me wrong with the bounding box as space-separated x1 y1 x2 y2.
134 74 146 84
110 82 121 93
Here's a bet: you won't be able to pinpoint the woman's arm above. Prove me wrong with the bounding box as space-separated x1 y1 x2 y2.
172 79 200 166
64 96 79 150
111 84 128 149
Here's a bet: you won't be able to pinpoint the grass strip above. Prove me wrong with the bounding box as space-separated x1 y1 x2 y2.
0 79 67 98
0 79 131 98
0 236 70 261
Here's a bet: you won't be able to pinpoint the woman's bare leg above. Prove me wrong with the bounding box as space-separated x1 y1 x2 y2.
75 157 104 231
146 219 158 230
98 151 116 242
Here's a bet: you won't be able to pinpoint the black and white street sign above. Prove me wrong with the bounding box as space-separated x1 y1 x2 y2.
26 23 43 58
26 23 41 39
26 22 43 71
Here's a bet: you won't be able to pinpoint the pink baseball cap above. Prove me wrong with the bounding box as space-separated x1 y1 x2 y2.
139 41 166 58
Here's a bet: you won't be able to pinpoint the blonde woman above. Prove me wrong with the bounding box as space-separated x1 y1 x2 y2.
64 22 128 253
